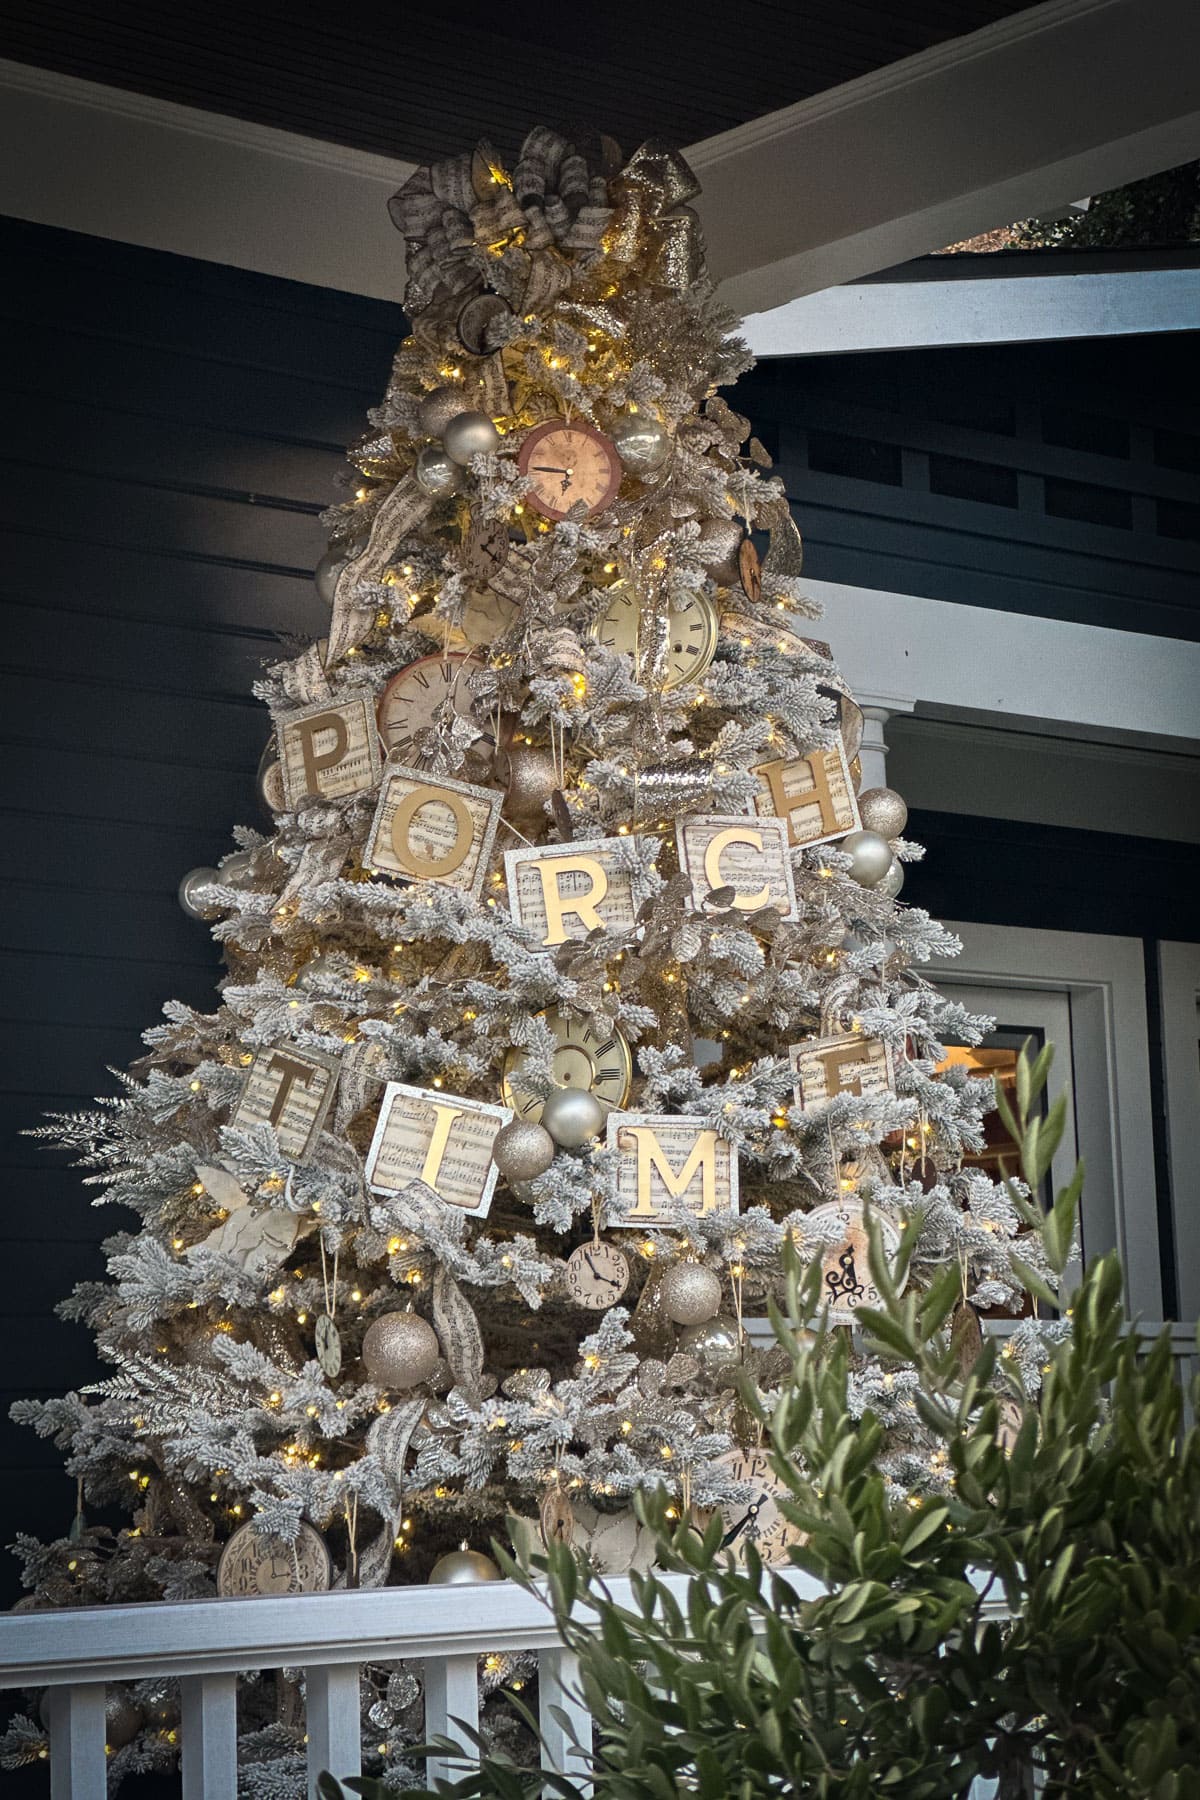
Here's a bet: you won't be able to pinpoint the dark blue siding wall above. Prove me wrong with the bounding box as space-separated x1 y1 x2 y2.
0 217 400 1595
738 334 1200 640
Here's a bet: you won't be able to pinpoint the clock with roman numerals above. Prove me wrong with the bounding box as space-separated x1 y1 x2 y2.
501 1009 633 1124
713 1447 805 1566
377 652 485 765
592 586 718 690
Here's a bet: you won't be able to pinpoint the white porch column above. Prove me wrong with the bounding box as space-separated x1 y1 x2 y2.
855 696 915 792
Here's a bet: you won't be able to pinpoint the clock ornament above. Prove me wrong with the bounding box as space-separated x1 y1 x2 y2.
713 1446 806 1565
565 1239 631 1310
501 1008 633 1125
377 653 485 766
517 419 622 521
592 585 718 690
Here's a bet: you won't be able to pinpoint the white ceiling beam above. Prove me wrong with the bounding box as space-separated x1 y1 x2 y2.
688 0 1200 316
744 265 1200 356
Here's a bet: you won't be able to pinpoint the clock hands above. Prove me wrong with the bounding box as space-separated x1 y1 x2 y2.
720 1494 766 1548
583 1249 621 1288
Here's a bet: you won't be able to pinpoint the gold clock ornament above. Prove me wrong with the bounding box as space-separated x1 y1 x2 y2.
517 419 622 521
377 652 485 765
501 1008 632 1125
714 1446 805 1565
565 1239 631 1310
592 585 718 690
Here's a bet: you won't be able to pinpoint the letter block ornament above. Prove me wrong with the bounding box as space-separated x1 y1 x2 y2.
753 740 860 849
229 1046 341 1161
676 813 799 918
608 1111 739 1228
365 763 501 894
505 836 657 948
365 1081 512 1218
789 1032 896 1112
275 692 382 808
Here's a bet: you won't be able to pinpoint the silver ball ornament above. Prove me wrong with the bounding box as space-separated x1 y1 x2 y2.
177 867 221 920
418 384 472 438
610 414 672 475
218 849 257 885
540 1085 605 1148
443 410 502 465
429 1547 502 1585
876 857 905 899
314 545 350 606
678 1315 742 1368
361 1312 440 1390
492 1119 556 1183
415 444 464 498
857 786 908 840
660 1262 722 1326
842 829 894 889
104 1691 143 1748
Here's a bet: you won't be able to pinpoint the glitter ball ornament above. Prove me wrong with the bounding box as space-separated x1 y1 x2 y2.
443 410 502 465
361 1312 440 1390
429 1546 502 1584
541 1085 605 1148
678 1314 742 1368
660 1262 722 1326
497 744 559 829
842 829 894 889
415 444 464 498
610 413 672 475
876 857 905 899
104 1691 143 1748
418 384 471 437
857 786 908 840
696 517 743 583
177 867 221 920
492 1118 556 1182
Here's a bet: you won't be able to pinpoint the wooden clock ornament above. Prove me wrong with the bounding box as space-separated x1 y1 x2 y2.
517 419 622 521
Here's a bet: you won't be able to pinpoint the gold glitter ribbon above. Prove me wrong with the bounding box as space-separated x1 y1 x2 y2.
606 140 706 292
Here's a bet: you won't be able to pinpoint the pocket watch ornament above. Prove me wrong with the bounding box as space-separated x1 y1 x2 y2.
565 1239 631 1309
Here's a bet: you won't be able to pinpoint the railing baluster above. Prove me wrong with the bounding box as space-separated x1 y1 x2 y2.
48 1682 106 1800
424 1653 479 1786
539 1646 592 1794
305 1662 361 1800
181 1671 238 1800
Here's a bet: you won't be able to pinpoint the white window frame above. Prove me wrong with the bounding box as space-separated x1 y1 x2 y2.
1159 942 1200 1319
925 923 1161 1317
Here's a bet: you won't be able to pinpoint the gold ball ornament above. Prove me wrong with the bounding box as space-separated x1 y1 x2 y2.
492 1118 556 1182
496 743 559 830
361 1312 440 1390
610 413 672 475
857 786 908 840
660 1262 723 1326
443 410 502 465
429 1546 502 1584
415 444 464 498
177 867 221 921
843 829 894 889
678 1314 742 1368
696 517 744 584
418 384 472 437
540 1085 605 1148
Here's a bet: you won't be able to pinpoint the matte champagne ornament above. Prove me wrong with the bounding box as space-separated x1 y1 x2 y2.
540 1085 605 1148
442 410 502 465
429 1545 502 1584
842 829 894 888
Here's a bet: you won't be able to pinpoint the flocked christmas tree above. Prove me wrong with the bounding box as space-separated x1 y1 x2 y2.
5 127 1057 1789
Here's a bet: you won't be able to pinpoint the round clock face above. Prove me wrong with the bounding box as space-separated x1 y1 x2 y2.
501 1009 632 1124
565 1240 631 1310
377 653 485 765
517 420 622 521
593 587 718 690
714 1447 805 1565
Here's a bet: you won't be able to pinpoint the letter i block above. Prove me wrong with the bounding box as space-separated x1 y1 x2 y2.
504 837 657 949
276 693 382 807
608 1112 739 1228
364 764 502 895
364 1082 512 1218
230 1046 341 1161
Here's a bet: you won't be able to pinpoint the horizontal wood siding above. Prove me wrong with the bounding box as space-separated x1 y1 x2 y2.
0 216 400 1598
738 336 1200 640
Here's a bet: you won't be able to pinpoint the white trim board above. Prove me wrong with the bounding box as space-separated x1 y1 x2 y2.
805 578 1200 750
2 0 1198 312
744 267 1200 357
1158 942 1200 1318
